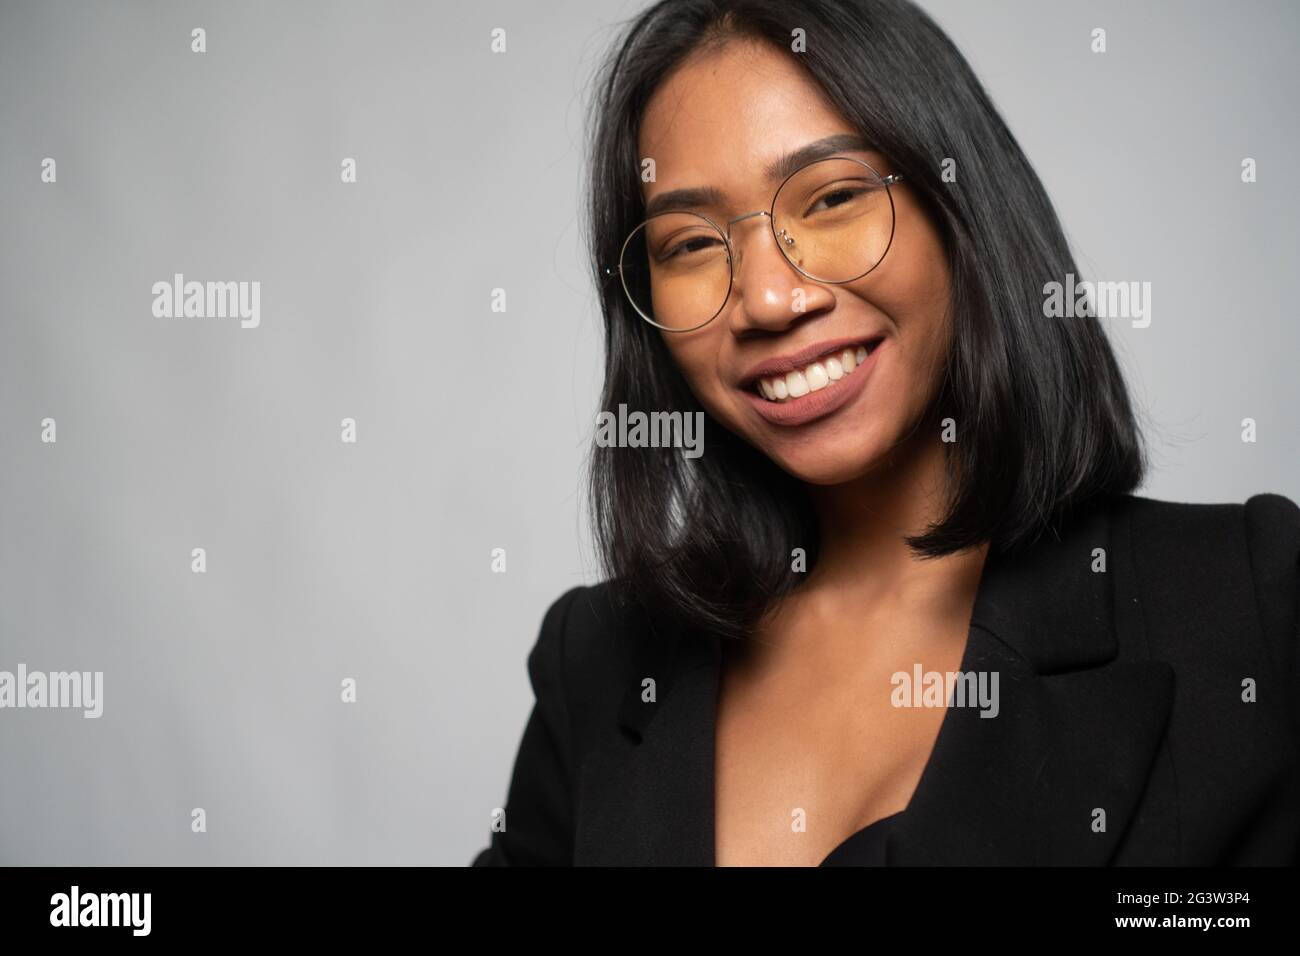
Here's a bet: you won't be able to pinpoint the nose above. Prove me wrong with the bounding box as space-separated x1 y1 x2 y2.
725 213 829 333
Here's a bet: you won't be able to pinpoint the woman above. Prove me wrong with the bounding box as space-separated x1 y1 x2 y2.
473 0 1300 866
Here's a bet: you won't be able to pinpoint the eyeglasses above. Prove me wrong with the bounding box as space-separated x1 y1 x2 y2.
605 156 904 332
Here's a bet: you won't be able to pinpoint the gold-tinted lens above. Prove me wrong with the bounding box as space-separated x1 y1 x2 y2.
619 212 732 331
772 157 895 283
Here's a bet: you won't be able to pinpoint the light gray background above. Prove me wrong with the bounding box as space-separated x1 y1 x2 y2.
0 0 1295 865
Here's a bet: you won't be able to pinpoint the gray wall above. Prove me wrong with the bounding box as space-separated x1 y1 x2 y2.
0 0 1295 865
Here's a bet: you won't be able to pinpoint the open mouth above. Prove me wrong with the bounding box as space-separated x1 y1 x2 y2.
751 339 883 403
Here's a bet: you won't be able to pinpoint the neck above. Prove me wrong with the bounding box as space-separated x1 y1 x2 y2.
800 428 988 622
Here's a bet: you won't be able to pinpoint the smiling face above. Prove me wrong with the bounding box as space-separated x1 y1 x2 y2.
637 38 953 485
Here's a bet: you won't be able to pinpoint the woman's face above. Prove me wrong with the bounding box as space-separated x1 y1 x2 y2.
638 39 952 485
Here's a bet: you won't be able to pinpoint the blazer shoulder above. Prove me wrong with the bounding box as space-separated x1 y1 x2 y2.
1242 492 1300 563
1117 491 1299 675
1115 491 1299 552
539 580 655 663
531 580 659 727
1242 493 1300 680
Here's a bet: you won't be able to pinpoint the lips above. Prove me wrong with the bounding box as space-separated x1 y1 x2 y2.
739 336 884 387
740 337 884 427
752 342 877 403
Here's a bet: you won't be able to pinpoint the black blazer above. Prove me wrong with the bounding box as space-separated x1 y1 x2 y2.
472 493 1300 865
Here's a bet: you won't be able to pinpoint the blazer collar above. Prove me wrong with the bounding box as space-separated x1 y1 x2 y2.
588 494 1174 865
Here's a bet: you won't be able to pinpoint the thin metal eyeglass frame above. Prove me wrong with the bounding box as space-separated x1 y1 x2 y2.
605 156 905 333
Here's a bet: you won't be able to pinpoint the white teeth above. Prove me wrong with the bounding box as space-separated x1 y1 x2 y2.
754 342 877 403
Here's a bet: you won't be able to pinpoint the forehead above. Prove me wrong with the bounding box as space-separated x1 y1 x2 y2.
638 39 863 204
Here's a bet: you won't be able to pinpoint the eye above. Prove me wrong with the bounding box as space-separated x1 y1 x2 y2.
667 234 720 256
805 182 874 217
811 187 862 211
656 231 726 264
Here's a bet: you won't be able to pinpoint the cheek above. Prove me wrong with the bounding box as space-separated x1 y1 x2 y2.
661 331 731 409
868 233 952 394
884 304 951 420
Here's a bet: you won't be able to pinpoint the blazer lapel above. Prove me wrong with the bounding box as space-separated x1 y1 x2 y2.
887 629 1174 864
576 620 719 865
890 498 1175 865
580 496 1174 866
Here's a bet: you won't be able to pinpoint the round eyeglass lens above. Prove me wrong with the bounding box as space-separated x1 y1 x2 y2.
771 157 896 283
618 211 732 332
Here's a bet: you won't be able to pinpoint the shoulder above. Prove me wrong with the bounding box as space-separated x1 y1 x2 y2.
527 581 660 731
532 581 655 670
1114 490 1298 538
1111 491 1299 676
1242 494 1300 677
1113 490 1299 573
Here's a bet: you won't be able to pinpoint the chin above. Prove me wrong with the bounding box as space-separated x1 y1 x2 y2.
758 432 893 487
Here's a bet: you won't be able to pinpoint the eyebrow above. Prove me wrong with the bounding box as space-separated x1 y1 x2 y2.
642 132 874 219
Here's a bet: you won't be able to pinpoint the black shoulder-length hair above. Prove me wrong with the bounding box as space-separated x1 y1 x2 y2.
584 0 1146 642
